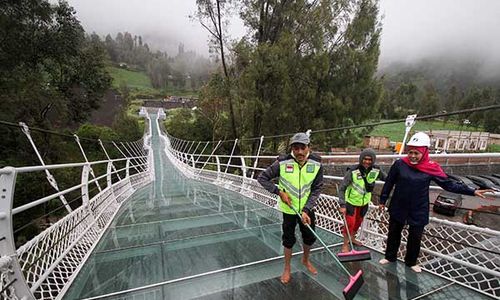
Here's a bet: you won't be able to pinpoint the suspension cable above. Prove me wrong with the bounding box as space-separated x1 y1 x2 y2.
0 120 132 144
164 104 500 144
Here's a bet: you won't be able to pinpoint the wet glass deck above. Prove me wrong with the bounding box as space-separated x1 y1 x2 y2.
64 119 490 300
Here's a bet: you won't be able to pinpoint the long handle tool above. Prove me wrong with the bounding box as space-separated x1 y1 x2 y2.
289 205 364 300
337 213 371 262
336 185 371 262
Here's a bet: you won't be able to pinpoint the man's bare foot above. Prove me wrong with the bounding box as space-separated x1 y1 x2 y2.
352 239 363 246
280 268 291 284
302 259 318 275
341 244 350 253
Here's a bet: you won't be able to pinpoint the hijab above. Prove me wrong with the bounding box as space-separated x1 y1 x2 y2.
401 146 447 178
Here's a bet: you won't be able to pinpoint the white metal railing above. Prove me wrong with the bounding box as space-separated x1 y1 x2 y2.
160 129 500 298
0 114 154 300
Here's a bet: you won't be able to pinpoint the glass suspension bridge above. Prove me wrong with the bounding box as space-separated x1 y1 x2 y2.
0 108 499 300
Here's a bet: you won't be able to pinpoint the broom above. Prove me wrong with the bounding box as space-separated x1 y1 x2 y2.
336 184 371 262
337 213 371 262
289 205 364 300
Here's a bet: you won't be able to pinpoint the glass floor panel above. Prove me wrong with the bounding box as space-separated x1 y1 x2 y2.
64 115 491 299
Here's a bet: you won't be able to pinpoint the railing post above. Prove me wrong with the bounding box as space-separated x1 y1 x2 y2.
215 156 221 173
106 162 113 188
99 139 121 180
0 167 35 299
74 134 102 192
81 164 90 208
113 142 140 174
215 156 221 181
199 141 222 173
251 136 265 179
121 142 146 173
126 159 131 179
240 157 247 178
225 139 238 174
194 142 210 167
190 155 196 168
131 140 149 168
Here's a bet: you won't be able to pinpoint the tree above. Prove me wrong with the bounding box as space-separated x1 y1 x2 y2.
194 0 239 140
234 0 383 149
419 84 440 115
0 0 111 127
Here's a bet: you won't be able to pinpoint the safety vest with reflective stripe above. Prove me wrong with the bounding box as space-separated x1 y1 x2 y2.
345 169 380 206
278 158 320 214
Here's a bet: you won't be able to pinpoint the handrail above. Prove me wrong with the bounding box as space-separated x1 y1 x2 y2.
11 160 147 215
169 152 500 159
9 156 147 173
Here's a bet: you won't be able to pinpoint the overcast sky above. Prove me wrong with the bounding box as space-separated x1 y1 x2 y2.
66 0 500 70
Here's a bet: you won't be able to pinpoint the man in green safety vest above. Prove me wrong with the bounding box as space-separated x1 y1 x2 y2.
258 132 324 284
338 148 385 253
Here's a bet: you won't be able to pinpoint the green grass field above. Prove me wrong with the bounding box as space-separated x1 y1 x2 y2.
370 120 482 142
106 66 156 92
107 66 199 98
487 144 500 152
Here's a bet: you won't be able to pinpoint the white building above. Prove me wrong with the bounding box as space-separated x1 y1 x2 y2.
428 130 490 152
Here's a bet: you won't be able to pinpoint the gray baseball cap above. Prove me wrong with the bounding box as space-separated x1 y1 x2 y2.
289 132 310 146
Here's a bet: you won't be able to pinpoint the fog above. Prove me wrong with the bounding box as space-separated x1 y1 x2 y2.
66 0 214 56
67 0 500 76
379 0 500 78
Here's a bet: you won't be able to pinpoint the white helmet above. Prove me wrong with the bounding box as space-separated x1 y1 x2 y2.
407 132 430 147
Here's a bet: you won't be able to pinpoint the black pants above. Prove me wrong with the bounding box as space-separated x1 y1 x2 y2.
385 218 425 267
282 211 316 249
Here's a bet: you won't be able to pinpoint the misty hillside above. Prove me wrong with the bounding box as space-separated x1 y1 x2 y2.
379 55 500 93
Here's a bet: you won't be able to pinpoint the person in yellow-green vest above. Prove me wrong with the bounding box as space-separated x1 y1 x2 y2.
338 148 386 253
257 132 324 284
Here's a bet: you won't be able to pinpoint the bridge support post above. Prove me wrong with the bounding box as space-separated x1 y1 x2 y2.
0 167 35 300
74 134 102 193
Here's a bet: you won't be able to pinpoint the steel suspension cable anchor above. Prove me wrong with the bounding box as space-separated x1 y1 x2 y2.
74 134 102 192
185 141 196 154
135 139 151 172
120 142 144 173
199 140 222 173
194 141 210 167
190 141 202 156
121 142 147 173
98 139 121 180
121 142 147 172
19 122 72 213
224 139 239 174
128 140 149 169
250 136 265 179
112 142 141 174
